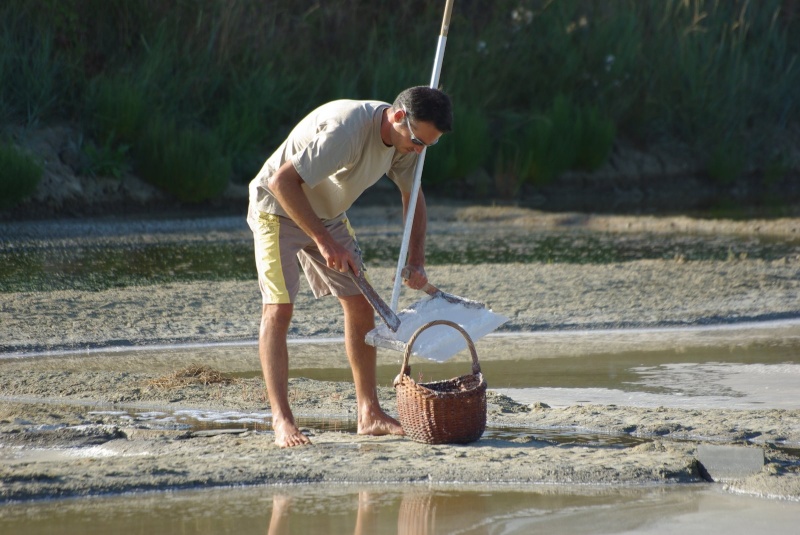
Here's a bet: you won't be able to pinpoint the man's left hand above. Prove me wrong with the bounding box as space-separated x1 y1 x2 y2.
401 265 428 290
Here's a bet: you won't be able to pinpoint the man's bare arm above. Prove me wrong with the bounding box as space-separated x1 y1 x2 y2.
267 160 359 274
400 188 428 289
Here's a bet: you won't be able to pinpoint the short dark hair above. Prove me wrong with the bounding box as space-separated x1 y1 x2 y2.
393 86 453 133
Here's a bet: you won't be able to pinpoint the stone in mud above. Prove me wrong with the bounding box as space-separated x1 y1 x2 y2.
696 444 764 481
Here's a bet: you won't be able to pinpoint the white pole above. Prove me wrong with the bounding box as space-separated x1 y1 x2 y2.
390 0 454 311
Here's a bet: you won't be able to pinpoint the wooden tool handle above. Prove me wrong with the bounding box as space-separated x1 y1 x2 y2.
440 0 454 37
419 283 439 296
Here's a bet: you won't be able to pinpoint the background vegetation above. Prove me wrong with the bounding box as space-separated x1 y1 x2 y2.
0 0 797 210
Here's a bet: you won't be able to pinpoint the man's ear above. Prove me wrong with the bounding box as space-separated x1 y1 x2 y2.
391 107 406 123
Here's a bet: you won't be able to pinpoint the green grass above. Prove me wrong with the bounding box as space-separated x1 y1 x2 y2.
488 95 616 190
135 118 231 203
86 76 148 148
423 106 491 187
0 0 796 208
0 143 44 209
0 15 63 125
82 135 131 179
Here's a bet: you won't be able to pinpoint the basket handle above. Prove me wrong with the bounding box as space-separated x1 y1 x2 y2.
398 320 481 378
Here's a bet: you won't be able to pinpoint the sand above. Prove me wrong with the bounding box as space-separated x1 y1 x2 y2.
1 204 799 503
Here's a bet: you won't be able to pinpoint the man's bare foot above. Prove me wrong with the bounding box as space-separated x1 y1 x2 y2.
358 411 405 436
273 419 311 448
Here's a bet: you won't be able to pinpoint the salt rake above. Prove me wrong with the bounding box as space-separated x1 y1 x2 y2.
366 0 508 361
365 295 508 362
402 267 487 310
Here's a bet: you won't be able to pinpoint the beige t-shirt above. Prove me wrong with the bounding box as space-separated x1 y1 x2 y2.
249 99 418 220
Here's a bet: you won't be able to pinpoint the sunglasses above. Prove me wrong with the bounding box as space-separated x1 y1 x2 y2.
402 106 438 147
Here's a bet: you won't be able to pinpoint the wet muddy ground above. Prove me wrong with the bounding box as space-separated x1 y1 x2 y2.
1 204 799 505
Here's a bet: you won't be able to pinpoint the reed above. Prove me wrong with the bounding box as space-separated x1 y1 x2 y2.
0 17 63 125
135 118 231 203
424 106 491 187
0 0 796 206
0 143 44 209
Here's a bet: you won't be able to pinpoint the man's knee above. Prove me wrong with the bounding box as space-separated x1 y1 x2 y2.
260 303 293 333
339 294 377 328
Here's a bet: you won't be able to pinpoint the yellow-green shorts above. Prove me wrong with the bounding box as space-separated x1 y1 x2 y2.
247 210 364 304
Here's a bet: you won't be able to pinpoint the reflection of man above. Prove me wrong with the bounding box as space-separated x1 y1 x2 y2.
355 491 378 534
247 86 453 447
267 494 291 535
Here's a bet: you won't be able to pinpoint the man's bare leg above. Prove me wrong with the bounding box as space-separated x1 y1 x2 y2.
339 294 404 436
267 494 292 535
354 491 378 535
260 303 311 447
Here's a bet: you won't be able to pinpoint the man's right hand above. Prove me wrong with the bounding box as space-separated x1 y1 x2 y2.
317 236 359 275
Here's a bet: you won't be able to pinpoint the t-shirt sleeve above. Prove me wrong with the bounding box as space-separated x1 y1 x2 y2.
386 152 419 193
290 126 357 188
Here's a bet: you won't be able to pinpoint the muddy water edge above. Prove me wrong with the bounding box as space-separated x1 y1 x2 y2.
1 206 799 524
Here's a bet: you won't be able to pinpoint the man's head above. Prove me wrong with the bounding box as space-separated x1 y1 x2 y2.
393 86 453 134
388 86 452 153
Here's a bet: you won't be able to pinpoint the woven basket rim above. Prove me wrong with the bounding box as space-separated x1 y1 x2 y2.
392 320 482 388
395 372 486 399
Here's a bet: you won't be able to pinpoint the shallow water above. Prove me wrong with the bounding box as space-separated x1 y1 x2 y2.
2 322 800 531
6 321 799 413
1 483 798 534
3 214 800 529
3 223 799 292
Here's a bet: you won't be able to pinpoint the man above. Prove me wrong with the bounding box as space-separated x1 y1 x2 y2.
247 86 453 447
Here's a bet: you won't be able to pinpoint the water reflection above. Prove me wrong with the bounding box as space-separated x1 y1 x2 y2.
2 485 797 535
267 494 291 535
267 491 441 535
218 486 800 535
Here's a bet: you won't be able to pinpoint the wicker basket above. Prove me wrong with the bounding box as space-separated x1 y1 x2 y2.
393 320 487 444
